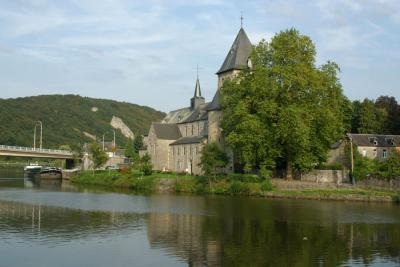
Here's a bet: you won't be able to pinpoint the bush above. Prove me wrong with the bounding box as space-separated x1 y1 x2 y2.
317 163 343 170
260 179 273 192
227 173 261 183
229 180 250 195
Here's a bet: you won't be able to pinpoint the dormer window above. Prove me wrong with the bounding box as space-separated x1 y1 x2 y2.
369 137 378 146
386 138 394 146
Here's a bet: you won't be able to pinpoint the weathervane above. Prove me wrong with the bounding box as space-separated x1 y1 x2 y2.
241 12 243 27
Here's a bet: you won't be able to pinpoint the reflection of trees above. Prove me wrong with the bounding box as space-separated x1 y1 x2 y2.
0 201 145 245
147 197 400 266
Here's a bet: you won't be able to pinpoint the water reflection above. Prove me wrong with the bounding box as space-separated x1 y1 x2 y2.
0 170 399 266
146 197 400 266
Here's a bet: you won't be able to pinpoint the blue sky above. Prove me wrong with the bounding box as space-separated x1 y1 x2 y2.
0 0 399 111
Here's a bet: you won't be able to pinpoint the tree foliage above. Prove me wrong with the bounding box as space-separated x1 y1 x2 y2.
351 99 387 134
199 143 229 180
124 139 136 159
0 95 165 149
133 135 144 153
89 142 108 170
221 28 348 179
139 153 153 176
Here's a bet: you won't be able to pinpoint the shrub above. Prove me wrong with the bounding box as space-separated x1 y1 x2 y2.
229 180 250 195
317 163 343 170
260 179 273 192
227 173 261 183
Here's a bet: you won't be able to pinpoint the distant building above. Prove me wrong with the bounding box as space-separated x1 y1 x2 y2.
145 27 253 174
348 133 400 161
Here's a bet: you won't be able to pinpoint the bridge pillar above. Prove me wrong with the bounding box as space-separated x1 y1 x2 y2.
65 159 75 169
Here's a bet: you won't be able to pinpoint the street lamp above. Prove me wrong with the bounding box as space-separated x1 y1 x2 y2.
33 121 43 150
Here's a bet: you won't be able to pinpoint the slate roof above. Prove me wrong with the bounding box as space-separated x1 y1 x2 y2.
170 136 205 145
207 90 221 111
194 77 202 97
152 123 181 140
216 27 252 75
348 134 400 147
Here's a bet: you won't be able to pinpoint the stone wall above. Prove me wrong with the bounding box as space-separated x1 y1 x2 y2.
300 169 350 184
170 143 203 174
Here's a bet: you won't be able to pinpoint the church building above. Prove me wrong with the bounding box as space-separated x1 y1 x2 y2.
145 27 253 174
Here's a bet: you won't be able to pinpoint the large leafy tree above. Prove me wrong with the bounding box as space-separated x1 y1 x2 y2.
351 99 387 134
375 96 400 134
221 28 348 179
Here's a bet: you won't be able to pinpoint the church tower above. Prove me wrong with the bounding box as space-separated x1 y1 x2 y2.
190 76 204 110
216 27 252 89
207 26 253 172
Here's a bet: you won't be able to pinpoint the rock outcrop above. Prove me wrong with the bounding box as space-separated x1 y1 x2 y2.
110 116 135 140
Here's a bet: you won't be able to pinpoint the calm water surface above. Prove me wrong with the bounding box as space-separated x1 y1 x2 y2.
0 170 399 267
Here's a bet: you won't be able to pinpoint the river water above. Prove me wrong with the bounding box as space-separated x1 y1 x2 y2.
0 170 399 267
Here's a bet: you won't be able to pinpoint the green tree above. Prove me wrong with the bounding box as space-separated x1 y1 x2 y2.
199 143 229 187
139 153 153 176
221 28 348 179
351 99 387 134
375 96 400 134
89 142 108 170
124 139 136 159
133 135 144 153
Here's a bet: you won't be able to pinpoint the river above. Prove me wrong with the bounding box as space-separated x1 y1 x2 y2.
0 170 399 267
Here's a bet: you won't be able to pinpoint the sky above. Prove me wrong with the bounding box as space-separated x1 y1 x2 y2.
0 0 399 112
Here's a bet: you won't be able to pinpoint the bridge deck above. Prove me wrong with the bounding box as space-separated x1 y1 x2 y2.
0 145 73 159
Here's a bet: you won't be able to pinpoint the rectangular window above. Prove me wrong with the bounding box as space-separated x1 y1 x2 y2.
383 149 388 159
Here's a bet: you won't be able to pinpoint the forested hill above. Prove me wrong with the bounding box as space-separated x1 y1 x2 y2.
0 95 165 149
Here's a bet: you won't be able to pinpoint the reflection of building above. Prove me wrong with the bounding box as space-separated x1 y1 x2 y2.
147 213 220 267
145 27 253 174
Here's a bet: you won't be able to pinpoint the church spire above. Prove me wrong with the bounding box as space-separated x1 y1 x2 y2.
191 69 205 110
194 66 202 97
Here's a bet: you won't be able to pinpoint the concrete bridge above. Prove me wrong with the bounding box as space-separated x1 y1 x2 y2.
0 145 75 168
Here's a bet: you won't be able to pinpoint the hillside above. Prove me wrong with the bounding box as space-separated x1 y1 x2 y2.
0 95 165 149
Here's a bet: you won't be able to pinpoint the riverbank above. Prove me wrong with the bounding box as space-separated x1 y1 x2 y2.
70 171 400 203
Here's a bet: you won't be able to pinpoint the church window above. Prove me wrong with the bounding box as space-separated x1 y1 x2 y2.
184 146 186 155
383 149 388 159
191 125 194 135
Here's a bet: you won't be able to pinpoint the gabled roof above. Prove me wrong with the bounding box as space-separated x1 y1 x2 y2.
170 136 205 145
216 27 252 75
152 123 181 140
348 134 400 147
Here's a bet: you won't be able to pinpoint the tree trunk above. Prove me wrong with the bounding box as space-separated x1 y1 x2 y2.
286 160 293 180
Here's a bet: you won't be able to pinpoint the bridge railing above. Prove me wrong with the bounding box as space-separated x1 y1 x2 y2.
0 145 73 155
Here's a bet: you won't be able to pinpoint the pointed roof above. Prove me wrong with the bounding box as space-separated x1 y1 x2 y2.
194 77 202 97
216 27 252 75
207 90 221 111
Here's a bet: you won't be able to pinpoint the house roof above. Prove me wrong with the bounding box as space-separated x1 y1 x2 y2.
170 136 205 145
152 123 181 140
216 27 252 75
348 134 400 147
207 90 221 111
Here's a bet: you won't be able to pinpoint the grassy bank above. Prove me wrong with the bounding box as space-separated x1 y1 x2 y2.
70 171 400 203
